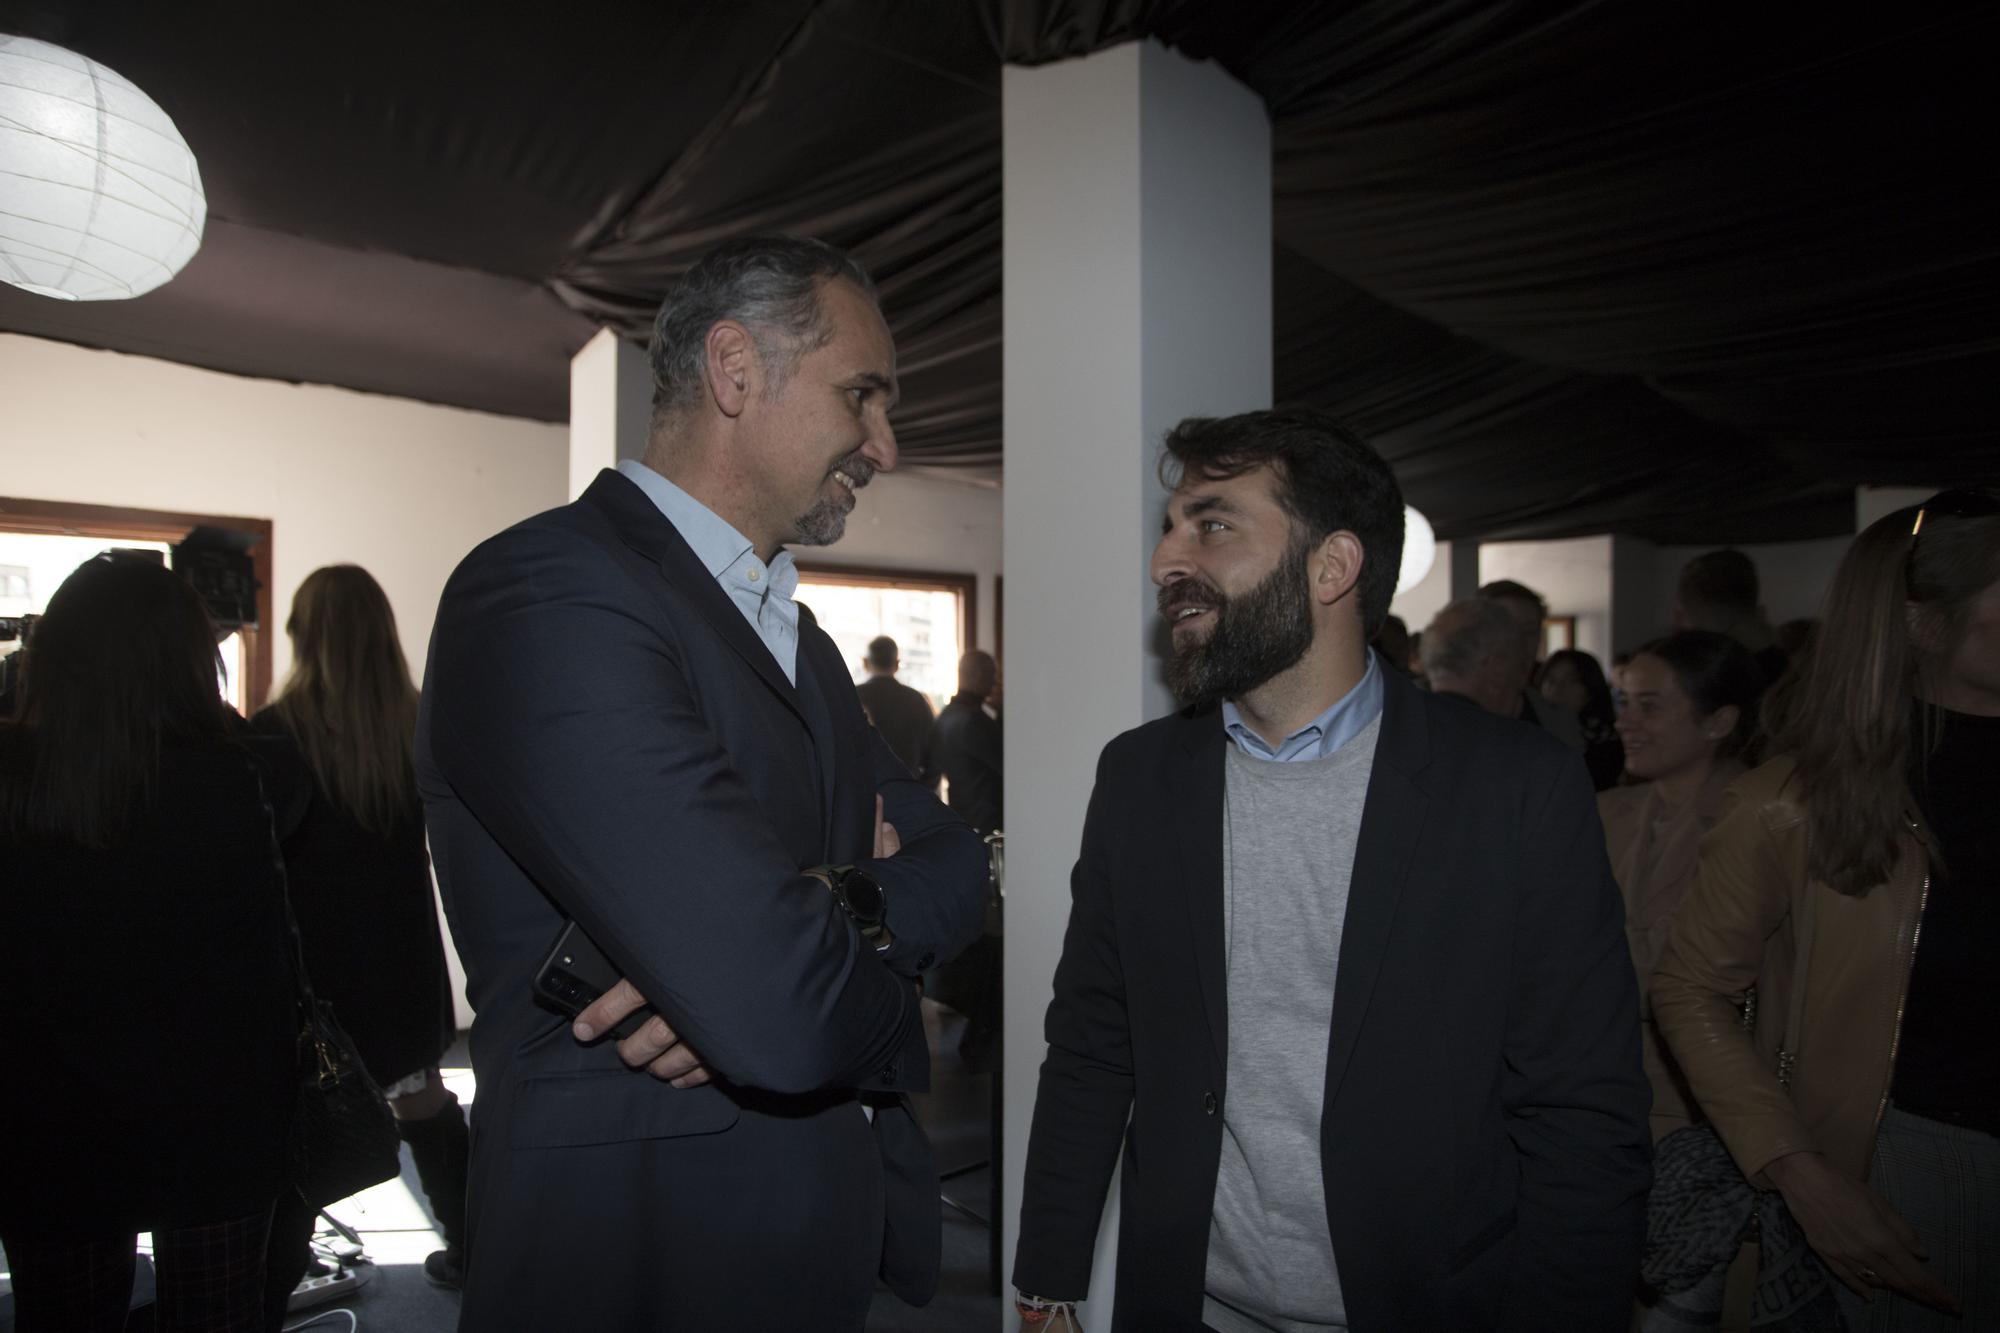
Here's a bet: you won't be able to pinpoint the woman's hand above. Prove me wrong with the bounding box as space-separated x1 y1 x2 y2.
1766 1151 1958 1313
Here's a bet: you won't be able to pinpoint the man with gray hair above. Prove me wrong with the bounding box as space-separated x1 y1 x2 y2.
1421 596 1530 717
418 235 987 1330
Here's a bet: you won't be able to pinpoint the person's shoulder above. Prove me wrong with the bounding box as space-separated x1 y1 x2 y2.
1406 680 1575 771
1720 754 1804 830
1597 780 1649 824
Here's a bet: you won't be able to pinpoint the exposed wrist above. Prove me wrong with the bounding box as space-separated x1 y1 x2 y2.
1763 1149 1824 1191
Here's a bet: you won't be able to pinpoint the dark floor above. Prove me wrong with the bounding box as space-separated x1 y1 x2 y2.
0 1006 1002 1332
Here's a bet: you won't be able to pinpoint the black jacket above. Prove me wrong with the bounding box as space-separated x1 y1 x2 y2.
418 470 987 1331
0 741 295 1238
922 692 1003 835
1014 664 1651 1331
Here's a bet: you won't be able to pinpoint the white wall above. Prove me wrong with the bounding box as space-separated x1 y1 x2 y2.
1 333 570 1029
1639 536 1849 647
1479 535 1615 662
1388 536 1454 637
802 467 1003 655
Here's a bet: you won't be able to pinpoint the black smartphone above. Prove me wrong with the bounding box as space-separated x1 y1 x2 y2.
532 919 651 1041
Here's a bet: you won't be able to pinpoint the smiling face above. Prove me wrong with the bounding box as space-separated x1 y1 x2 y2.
741 277 898 550
1615 652 1724 783
1149 464 1318 710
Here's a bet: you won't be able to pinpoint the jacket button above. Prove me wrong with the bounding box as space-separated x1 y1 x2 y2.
1203 1091 1217 1116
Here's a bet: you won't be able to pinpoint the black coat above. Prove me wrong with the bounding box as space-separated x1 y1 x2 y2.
856 674 935 775
417 470 988 1331
246 711 455 1087
1014 665 1652 1332
922 693 1003 835
0 741 296 1238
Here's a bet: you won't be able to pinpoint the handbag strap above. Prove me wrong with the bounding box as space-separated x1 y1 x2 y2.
239 745 330 1036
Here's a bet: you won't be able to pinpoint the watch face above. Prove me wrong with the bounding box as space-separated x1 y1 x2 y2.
841 871 885 922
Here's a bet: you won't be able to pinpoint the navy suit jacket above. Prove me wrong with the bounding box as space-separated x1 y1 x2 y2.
1014 663 1652 1331
418 470 987 1330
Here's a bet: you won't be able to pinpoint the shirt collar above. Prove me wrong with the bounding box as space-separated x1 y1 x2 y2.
1221 651 1385 762
617 459 797 596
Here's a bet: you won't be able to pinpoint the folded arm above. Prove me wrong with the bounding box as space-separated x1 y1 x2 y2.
428 533 924 1096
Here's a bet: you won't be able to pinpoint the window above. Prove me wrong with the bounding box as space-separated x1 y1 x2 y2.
0 499 273 712
794 566 976 714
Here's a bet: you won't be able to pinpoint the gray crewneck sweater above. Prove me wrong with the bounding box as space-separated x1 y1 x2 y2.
1202 713 1380 1333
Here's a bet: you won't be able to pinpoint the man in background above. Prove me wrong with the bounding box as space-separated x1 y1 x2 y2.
856 634 935 773
922 649 1003 836
1421 596 1531 717
1673 548 1788 688
1479 578 1586 749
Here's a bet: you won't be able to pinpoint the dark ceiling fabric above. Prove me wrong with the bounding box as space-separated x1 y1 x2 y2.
0 2 1993 539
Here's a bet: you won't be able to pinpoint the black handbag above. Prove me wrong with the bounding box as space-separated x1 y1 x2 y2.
288 969 404 1208
251 751 404 1207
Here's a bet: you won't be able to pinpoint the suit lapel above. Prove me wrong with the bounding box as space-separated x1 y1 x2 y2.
581 470 805 724
1169 713 1229 1073
792 606 843 854
1325 670 1432 1109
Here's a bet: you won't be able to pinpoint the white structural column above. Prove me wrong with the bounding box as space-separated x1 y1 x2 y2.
568 326 652 500
1002 40 1270 1325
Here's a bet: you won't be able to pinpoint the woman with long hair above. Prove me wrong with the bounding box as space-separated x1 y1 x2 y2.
0 554 295 1332
250 565 466 1313
1539 646 1626 789
1653 489 2000 1329
1601 630 1762 1144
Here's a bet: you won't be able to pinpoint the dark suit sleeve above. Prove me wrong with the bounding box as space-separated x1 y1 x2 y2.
1499 755 1652 1331
1013 743 1131 1301
426 531 920 1096
857 725 988 979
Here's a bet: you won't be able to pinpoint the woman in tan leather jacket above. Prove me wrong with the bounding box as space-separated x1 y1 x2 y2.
1653 490 2000 1331
1599 631 1760 1142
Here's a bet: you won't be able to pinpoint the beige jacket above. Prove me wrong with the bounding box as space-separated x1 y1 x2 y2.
1599 761 1743 1138
1650 756 1927 1184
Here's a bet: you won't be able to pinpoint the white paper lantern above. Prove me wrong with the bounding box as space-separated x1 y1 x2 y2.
1396 505 1436 596
0 35 205 301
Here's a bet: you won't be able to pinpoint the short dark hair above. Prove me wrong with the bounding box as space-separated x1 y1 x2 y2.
1633 629 1762 759
1478 579 1547 621
866 636 898 670
1160 408 1405 636
648 234 878 419
1678 549 1759 617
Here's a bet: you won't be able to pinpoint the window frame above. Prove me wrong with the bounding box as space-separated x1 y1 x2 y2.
0 497 275 709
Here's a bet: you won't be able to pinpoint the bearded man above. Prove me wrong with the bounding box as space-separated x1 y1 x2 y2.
1011 409 1651 1333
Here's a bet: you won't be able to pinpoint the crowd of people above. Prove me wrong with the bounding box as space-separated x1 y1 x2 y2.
0 230 1992 1333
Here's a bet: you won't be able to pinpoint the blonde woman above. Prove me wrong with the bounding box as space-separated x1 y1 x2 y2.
1654 490 2000 1329
250 565 467 1314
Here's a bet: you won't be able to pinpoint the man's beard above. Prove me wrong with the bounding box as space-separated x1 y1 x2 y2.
790 450 875 547
1161 537 1315 711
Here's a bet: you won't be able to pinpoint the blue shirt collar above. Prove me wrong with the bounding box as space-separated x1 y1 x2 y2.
1221 651 1385 762
616 459 798 595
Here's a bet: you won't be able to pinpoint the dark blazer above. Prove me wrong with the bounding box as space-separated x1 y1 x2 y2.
856 673 935 774
1014 664 1651 1332
417 471 987 1331
922 692 1003 835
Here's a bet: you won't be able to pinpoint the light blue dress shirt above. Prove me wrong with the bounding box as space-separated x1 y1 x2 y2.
1220 651 1384 762
616 459 802 685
